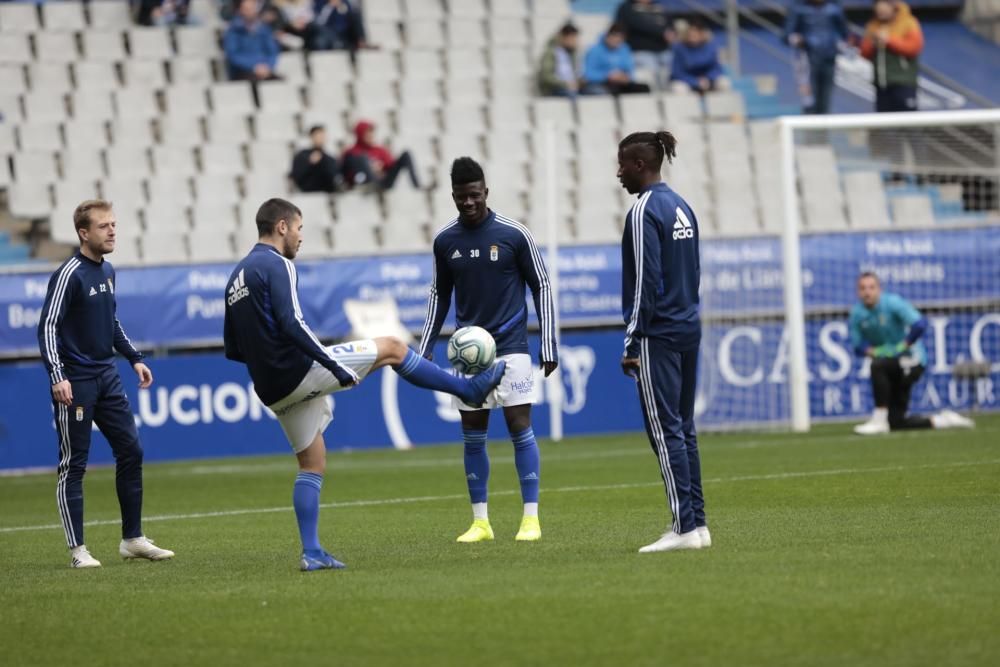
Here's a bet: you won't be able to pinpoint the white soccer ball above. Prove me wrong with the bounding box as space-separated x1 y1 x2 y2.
447 326 497 375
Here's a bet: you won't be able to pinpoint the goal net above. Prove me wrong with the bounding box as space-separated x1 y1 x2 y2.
697 110 1000 432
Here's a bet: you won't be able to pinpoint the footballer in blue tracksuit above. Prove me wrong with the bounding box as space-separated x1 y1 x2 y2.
848 271 973 434
37 200 174 568
618 131 708 553
418 157 557 544
223 198 505 571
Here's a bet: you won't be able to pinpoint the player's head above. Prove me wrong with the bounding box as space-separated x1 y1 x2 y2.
73 199 116 256
308 125 326 149
451 157 489 225
857 271 881 308
256 197 303 260
617 130 677 194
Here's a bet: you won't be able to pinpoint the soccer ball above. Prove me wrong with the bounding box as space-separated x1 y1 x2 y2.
447 326 497 375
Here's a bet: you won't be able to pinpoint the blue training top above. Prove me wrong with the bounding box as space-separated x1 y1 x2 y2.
223 243 357 406
621 182 702 356
848 292 928 365
418 210 557 363
37 251 143 385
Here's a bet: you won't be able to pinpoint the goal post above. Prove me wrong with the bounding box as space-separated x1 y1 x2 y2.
777 109 1000 432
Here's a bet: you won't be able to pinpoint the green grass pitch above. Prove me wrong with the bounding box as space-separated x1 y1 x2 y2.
2 416 998 667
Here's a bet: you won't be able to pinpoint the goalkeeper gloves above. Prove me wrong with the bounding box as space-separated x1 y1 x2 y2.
872 342 909 358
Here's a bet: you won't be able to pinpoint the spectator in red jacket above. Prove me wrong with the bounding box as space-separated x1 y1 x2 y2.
342 121 422 191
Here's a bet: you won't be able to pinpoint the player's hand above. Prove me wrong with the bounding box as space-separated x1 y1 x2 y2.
52 380 73 406
621 357 640 380
133 362 153 389
789 33 803 48
542 361 558 378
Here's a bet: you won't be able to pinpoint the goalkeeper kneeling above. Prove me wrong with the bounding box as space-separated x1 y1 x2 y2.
849 272 974 435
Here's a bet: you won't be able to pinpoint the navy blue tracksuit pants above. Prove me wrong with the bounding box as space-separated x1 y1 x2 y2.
636 337 705 535
55 368 143 548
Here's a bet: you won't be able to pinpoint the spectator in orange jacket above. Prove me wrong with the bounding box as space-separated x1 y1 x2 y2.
342 121 423 191
860 0 923 112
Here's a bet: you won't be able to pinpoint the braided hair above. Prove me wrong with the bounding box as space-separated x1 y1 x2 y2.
618 130 678 170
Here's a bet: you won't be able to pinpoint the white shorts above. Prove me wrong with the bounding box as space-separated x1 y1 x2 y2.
268 339 378 453
454 353 538 411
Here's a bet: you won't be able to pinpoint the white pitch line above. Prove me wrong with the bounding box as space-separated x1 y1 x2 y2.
2 458 998 535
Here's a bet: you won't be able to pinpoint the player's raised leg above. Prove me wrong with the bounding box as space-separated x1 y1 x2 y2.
455 409 494 543
370 336 506 408
294 430 346 572
504 405 541 542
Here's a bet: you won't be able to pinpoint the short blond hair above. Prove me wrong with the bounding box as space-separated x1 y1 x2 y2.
73 199 113 232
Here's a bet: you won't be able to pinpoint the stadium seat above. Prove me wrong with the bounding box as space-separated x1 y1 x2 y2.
141 231 189 264
13 151 59 184
489 46 532 77
401 49 444 81
53 178 100 217
175 26 219 57
403 19 445 49
152 144 198 176
164 84 210 117
106 145 152 178
189 228 237 263
533 98 575 130
88 1 134 30
331 223 380 256
189 0 224 26
17 122 63 152
191 199 239 231
576 96 619 134
110 236 142 265
109 116 155 148
128 28 174 60
147 172 194 208
158 114 206 147
8 180 52 219
63 119 110 152
489 18 531 48
844 171 890 229
441 104 486 135
28 62 72 92
21 90 68 123
368 20 403 50
295 192 334 227
252 113 298 143
199 143 245 176
890 193 936 228
662 94 703 123
60 146 105 180
297 227 335 259
485 130 530 165
490 74 534 101
70 90 115 121
100 176 147 214
34 32 79 64
73 61 120 91
170 57 215 86
396 106 441 138
210 81 256 115
403 0 445 19
796 145 848 230
305 80 351 113
356 50 399 83
443 76 488 107
367 0 403 21
398 77 443 109
0 3 39 33
0 121 15 154
487 99 531 133
114 88 160 119
0 63 25 94
121 60 168 89
81 30 127 62
705 91 746 120
0 34 32 65
42 2 86 31
205 113 251 145
193 173 240 203
308 51 353 84
438 132 483 165
275 52 308 85
257 81 303 113
445 48 488 79
447 18 487 48
619 94 662 132
243 167 290 199
353 79 398 111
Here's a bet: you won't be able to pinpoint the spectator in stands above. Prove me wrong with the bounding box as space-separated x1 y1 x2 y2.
260 1 309 50
614 0 675 90
135 0 192 26
290 126 343 193
784 0 848 114
538 22 582 98
343 121 423 191
223 0 281 81
308 0 367 52
582 23 651 96
670 19 730 94
860 0 924 112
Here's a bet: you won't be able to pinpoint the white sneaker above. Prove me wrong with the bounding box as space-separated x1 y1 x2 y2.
696 526 712 548
638 530 702 553
70 545 101 569
854 419 889 435
935 409 975 429
120 536 175 561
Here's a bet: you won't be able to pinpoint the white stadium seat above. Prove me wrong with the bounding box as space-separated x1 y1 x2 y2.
42 2 86 31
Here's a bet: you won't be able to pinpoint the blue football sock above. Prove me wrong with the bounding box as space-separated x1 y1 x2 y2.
394 349 470 398
293 472 323 553
463 429 490 504
512 428 540 504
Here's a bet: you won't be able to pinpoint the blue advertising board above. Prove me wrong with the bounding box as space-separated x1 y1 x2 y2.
2 227 998 357
2 316 997 471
